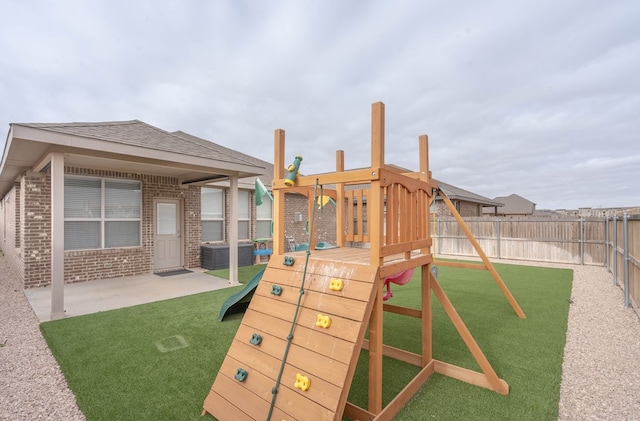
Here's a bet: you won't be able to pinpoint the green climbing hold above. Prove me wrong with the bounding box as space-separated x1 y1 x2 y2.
250 333 263 345
271 284 283 296
234 368 248 382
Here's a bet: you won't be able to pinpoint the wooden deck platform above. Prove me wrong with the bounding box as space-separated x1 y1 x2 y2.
286 246 432 279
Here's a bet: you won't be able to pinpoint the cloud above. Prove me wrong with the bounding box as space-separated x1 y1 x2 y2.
0 0 638 210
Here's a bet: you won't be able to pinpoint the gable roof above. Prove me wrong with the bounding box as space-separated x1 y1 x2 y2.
16 121 258 165
1 120 266 197
484 193 536 215
436 180 503 207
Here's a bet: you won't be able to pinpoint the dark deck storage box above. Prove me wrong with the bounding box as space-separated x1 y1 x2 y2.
201 243 255 270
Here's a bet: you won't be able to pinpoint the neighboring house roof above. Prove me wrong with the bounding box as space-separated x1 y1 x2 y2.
484 193 536 215
0 120 266 197
436 180 503 207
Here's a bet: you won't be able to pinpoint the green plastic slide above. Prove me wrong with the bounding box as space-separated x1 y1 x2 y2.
217 268 266 321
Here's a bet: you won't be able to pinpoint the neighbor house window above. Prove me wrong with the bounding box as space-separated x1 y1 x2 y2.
238 190 250 240
64 176 141 250
201 188 224 242
256 195 272 239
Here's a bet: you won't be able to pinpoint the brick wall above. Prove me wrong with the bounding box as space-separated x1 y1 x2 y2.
183 183 201 268
283 193 337 246
16 167 203 288
0 182 24 284
435 199 482 217
22 172 51 287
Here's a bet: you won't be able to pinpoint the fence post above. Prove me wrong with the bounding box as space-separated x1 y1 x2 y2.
605 216 609 272
496 218 501 259
613 215 618 286
623 213 630 307
580 217 585 265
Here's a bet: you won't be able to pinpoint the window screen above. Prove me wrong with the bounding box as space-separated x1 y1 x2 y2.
238 190 250 240
64 176 141 250
202 188 224 242
256 195 272 238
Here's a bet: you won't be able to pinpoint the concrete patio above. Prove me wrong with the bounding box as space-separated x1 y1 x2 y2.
24 269 235 322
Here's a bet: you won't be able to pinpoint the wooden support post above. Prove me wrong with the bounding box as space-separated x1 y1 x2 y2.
419 134 431 256
368 282 384 414
368 101 386 414
336 150 345 247
371 101 385 169
439 191 527 319
422 264 432 365
419 135 429 179
430 272 509 395
273 129 286 256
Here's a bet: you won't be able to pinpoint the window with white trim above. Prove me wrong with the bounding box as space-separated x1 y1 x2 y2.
64 176 141 250
238 189 250 240
201 187 224 242
256 195 272 239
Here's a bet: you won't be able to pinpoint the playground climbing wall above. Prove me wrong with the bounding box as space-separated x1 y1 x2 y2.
203 254 379 421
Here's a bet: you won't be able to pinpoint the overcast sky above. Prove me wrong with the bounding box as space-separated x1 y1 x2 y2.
1 1 638 210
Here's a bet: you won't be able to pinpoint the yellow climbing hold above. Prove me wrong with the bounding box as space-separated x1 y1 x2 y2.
294 373 311 391
315 313 331 329
329 278 344 291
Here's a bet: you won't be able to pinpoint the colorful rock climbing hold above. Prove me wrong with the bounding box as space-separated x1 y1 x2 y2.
249 333 262 345
234 368 248 382
294 373 310 391
271 284 283 296
329 278 344 291
315 313 331 329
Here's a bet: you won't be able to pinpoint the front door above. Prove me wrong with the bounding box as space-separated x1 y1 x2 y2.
154 199 182 271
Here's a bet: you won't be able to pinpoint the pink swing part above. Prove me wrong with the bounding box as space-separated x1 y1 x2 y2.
382 268 416 301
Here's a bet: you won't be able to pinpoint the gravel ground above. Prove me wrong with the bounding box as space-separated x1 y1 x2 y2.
1 255 639 420
554 262 640 421
0 256 84 421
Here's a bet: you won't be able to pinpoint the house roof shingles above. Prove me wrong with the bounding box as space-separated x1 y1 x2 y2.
436 180 503 207
0 120 270 197
16 120 258 167
486 193 536 215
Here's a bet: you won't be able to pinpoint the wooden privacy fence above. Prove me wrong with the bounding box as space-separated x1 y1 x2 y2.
435 217 606 265
435 215 640 314
606 213 640 312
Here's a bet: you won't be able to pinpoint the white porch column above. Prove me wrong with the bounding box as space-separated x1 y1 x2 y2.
50 152 65 319
228 175 239 285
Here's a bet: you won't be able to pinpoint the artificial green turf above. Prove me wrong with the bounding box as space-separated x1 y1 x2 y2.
348 263 573 420
206 263 267 284
40 262 571 421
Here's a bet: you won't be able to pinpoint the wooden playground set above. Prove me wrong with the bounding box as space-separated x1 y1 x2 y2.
202 102 526 421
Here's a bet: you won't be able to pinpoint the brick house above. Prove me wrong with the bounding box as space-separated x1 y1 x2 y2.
0 120 270 319
435 181 503 217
